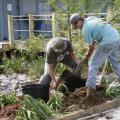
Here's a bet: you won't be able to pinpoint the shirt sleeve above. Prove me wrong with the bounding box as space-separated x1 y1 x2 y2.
82 26 93 45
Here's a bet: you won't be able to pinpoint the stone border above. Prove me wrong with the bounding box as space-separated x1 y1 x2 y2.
51 98 120 120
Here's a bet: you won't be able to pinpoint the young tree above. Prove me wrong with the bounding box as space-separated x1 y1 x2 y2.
48 0 83 41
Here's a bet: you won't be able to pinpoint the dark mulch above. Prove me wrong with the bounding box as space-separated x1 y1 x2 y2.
62 87 111 112
0 103 20 119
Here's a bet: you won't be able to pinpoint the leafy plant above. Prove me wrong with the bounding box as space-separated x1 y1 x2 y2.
47 90 64 111
2 56 27 74
27 57 44 79
25 35 45 54
106 81 120 98
16 95 52 120
0 92 18 109
55 63 69 75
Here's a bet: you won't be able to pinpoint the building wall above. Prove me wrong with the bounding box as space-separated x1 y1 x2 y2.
20 0 52 38
0 0 20 41
22 0 36 15
0 0 3 40
0 0 53 41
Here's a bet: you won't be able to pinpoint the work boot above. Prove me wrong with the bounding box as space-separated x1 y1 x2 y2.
86 87 96 99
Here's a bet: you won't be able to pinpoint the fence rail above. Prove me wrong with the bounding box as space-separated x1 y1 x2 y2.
8 13 109 48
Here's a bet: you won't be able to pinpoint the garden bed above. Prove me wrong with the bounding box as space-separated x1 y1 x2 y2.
62 87 110 112
0 87 116 120
0 103 20 120
51 88 120 120
0 73 120 120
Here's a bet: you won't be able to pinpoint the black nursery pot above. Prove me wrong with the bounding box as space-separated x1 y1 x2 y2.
22 84 49 102
59 70 86 92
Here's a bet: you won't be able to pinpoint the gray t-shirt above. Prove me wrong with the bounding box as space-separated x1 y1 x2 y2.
46 40 73 64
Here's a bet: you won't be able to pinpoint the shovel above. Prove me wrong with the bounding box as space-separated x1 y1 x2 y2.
72 58 85 78
57 58 86 92
56 59 85 91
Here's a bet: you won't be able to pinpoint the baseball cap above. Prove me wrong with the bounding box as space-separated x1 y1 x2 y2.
70 13 84 29
51 37 67 53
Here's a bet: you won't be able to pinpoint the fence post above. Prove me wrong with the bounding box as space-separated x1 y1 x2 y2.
8 15 14 47
29 14 34 40
52 12 56 38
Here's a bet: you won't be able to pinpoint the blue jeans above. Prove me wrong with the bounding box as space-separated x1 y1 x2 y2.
86 40 120 88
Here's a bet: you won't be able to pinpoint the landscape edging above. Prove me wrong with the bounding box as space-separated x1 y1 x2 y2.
51 98 120 120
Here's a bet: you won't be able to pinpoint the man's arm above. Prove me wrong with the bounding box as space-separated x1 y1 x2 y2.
47 63 56 82
46 63 57 89
83 43 95 61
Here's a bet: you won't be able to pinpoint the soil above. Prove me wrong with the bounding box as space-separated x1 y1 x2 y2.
0 70 112 119
0 88 111 120
62 87 111 112
0 103 20 120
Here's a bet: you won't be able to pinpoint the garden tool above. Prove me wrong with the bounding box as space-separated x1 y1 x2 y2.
59 70 86 92
73 57 85 78
58 58 86 92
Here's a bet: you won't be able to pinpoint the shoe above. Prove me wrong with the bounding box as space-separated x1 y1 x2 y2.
86 87 96 99
96 84 105 91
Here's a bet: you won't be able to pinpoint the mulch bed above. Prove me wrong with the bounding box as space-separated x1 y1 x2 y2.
0 103 20 120
62 87 112 112
0 88 112 119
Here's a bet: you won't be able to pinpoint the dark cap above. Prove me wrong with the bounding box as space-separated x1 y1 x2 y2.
51 37 67 53
70 13 84 29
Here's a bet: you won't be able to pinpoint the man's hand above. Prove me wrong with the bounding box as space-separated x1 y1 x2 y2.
84 43 95 61
50 80 57 89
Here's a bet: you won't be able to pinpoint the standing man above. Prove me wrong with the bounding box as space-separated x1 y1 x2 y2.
70 13 120 98
39 37 80 89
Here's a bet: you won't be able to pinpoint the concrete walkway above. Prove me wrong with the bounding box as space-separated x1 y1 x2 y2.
77 107 120 120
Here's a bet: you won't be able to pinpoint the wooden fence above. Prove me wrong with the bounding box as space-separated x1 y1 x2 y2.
6 12 110 50
8 13 108 46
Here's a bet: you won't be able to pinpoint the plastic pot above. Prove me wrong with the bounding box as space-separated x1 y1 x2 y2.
22 84 49 102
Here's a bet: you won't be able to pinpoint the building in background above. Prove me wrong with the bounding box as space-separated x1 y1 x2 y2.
0 0 113 41
0 0 53 41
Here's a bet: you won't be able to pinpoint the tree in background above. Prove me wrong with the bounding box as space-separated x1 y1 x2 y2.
48 0 83 41
107 0 120 31
48 0 119 40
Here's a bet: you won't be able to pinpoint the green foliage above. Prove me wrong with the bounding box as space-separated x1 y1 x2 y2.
55 63 69 74
2 56 27 74
55 14 68 37
106 82 120 98
16 95 52 120
107 0 120 31
99 61 113 73
0 92 18 109
56 83 69 94
113 0 120 7
48 0 84 40
72 32 87 58
83 0 114 13
25 35 45 54
1 48 45 79
27 57 44 79
47 91 63 111
47 84 68 112
48 0 82 14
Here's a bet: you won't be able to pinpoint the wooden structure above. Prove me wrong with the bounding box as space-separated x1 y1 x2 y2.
0 13 108 52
